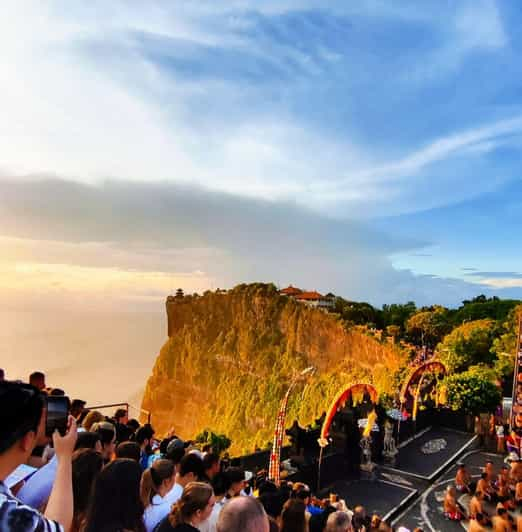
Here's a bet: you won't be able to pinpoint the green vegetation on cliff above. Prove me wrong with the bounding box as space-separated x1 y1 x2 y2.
141 283 408 454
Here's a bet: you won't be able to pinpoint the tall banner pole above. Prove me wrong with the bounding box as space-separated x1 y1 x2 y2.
510 315 522 431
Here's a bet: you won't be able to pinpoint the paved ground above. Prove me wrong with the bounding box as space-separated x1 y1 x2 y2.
392 450 508 531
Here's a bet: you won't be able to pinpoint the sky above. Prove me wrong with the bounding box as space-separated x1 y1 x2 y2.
2 0 522 323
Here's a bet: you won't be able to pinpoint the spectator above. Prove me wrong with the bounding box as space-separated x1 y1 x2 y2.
113 408 132 443
325 511 353 532
172 453 205 500
82 410 105 432
141 459 177 532
217 496 269 532
281 499 307 532
75 431 102 452
0 368 4 381
92 421 117 463
166 439 186 473
203 453 220 481
223 467 245 500
70 400 86 421
352 506 370 532
135 424 155 470
0 380 77 531
29 371 46 391
157 481 215 532
116 441 141 462
199 472 228 532
127 418 141 436
71 448 103 532
84 458 145 532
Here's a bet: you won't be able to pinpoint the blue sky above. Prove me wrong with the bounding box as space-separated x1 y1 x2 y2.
1 0 522 308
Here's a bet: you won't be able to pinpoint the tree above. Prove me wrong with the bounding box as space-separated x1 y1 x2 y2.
194 429 231 455
492 304 522 379
380 302 416 330
442 370 501 415
406 306 451 348
437 319 497 373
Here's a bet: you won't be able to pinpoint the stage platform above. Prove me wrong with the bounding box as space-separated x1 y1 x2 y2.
383 426 477 480
320 427 478 523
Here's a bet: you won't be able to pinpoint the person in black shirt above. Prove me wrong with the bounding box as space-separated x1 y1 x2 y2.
156 482 215 532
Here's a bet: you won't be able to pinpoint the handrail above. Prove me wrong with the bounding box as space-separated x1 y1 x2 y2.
86 401 151 424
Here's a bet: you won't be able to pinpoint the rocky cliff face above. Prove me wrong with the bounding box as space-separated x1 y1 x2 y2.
141 284 407 454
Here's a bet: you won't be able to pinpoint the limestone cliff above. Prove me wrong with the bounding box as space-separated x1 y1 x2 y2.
141 283 407 454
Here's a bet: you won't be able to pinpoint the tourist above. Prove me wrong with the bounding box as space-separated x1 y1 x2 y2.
352 506 370 531
198 472 228 532
75 431 102 452
166 439 187 473
443 486 464 521
135 424 155 470
92 421 117 463
82 410 105 432
281 499 307 532
156 481 215 532
0 368 4 381
325 510 353 532
70 399 86 421
468 513 487 532
141 459 177 532
223 467 246 500
217 495 269 532
71 448 103 532
202 453 221 482
113 408 132 443
29 371 46 391
83 458 145 532
173 453 205 499
0 380 77 531
116 441 142 462
455 462 472 493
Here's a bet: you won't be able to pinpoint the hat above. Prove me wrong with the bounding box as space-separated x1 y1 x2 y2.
166 438 185 455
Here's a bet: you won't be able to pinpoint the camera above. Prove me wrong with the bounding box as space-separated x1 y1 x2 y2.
45 395 69 437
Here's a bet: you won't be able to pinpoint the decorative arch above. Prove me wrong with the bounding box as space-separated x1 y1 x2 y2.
399 361 447 404
319 383 378 444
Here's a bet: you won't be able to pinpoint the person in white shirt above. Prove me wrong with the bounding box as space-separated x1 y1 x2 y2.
198 472 227 532
141 459 177 532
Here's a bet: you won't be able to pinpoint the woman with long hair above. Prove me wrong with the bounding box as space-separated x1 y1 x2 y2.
83 458 146 532
141 459 177 532
281 499 307 532
156 482 215 532
71 448 103 532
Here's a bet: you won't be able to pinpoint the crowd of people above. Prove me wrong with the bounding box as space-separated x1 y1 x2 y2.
1 370 399 532
443 458 522 530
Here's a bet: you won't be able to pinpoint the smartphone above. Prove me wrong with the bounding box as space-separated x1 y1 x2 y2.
46 396 69 437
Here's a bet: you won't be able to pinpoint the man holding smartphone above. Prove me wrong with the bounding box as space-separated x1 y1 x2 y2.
0 381 77 532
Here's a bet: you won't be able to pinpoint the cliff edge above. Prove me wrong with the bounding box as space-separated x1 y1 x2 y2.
141 283 407 454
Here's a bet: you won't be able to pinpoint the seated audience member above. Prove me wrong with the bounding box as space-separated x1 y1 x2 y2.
113 408 132 443
203 453 221 482
468 512 487 532
198 472 228 532
92 421 116 463
141 459 177 532
75 431 102 452
223 467 246 500
71 448 103 532
116 441 142 462
455 463 472 493
70 400 86 422
325 510 353 532
443 485 464 520
157 481 215 532
217 495 269 532
84 458 145 532
281 498 307 532
0 380 77 531
135 424 155 470
29 371 46 391
82 410 105 432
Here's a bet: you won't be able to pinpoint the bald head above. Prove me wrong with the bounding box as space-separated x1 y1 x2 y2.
217 497 269 532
